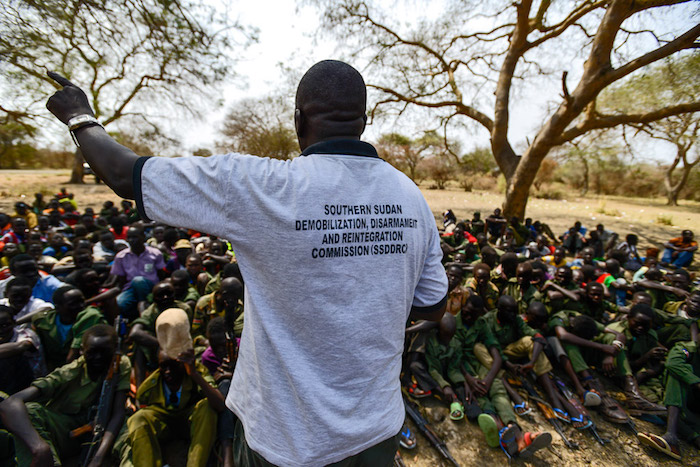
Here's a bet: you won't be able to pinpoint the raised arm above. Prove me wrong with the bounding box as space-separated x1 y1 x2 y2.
46 72 139 199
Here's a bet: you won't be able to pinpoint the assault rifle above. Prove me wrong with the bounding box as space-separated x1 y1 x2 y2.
403 396 459 466
553 376 610 445
70 316 128 464
225 330 238 368
517 376 579 450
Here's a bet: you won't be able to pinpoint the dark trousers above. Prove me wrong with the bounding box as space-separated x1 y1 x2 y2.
233 420 399 467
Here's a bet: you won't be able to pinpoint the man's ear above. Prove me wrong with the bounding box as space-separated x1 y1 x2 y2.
360 113 367 135
294 109 304 137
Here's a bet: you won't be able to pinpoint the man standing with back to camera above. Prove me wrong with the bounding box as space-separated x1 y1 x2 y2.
46 60 448 466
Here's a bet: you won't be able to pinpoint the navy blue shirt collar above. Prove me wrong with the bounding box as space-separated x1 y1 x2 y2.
301 139 379 158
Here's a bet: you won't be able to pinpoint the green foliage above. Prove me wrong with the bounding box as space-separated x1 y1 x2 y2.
656 214 674 226
218 94 298 160
0 0 254 150
461 146 497 174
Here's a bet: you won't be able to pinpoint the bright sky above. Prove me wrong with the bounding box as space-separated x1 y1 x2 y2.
174 1 695 162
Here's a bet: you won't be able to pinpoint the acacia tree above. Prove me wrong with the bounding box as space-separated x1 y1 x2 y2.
316 0 700 217
375 131 441 182
217 94 298 160
600 55 699 205
0 0 253 182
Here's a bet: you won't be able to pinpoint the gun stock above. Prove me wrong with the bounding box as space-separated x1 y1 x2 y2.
403 397 460 466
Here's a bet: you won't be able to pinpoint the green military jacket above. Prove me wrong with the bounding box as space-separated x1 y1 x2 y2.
32 355 131 416
606 320 659 367
32 306 107 371
465 277 500 311
191 293 244 339
132 300 192 333
547 309 605 337
454 313 490 372
665 341 700 387
176 285 200 306
424 330 465 388
477 310 537 360
543 281 581 315
136 362 215 415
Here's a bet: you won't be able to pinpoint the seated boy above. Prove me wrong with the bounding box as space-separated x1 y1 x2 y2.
0 324 130 466
32 285 106 372
638 339 700 461
0 305 45 395
123 308 224 467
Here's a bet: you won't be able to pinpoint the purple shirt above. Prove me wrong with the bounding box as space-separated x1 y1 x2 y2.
111 245 165 287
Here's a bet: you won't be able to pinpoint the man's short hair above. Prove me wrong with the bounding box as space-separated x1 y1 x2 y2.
629 303 654 320
53 285 78 306
207 316 227 337
82 323 117 349
6 276 33 292
465 294 484 309
9 254 34 272
571 315 599 340
295 60 366 136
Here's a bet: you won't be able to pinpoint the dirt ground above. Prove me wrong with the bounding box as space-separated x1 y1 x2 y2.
3 170 700 466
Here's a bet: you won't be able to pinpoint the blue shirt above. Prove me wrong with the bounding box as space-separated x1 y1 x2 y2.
33 275 64 304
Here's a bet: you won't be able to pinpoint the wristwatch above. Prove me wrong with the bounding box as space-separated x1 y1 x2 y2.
67 114 103 147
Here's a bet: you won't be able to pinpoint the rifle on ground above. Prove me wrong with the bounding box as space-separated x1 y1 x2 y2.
553 376 610 445
403 396 460 466
393 451 406 467
518 376 579 450
225 330 238 369
70 316 128 464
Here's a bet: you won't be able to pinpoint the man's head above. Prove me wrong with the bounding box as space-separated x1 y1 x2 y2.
604 258 621 276
480 247 498 269
158 350 185 389
152 282 176 311
170 269 190 298
516 262 533 287
82 324 117 381
151 225 166 244
185 253 202 279
11 217 27 234
586 282 604 305
99 230 115 251
553 247 566 264
220 277 244 311
626 234 638 246
14 202 28 215
631 291 652 307
53 286 85 323
126 227 146 254
6 276 33 313
581 247 594 264
437 312 457 345
70 268 101 297
446 265 464 291
294 60 367 150
0 306 15 344
627 303 653 337
525 301 548 331
73 248 93 270
174 239 192 264
570 314 599 340
536 235 548 250
684 291 700 318
496 295 518 324
500 252 518 278
555 266 573 285
682 230 694 243
473 263 491 288
2 242 19 260
671 269 691 291
461 294 485 326
207 317 228 360
9 254 40 287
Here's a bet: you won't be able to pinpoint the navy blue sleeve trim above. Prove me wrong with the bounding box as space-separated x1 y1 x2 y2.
133 156 152 222
411 294 448 315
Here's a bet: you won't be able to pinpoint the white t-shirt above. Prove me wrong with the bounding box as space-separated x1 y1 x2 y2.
136 140 447 466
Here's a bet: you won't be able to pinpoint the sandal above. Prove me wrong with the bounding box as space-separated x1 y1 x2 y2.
519 432 552 459
571 414 593 430
499 424 519 459
399 423 416 450
449 401 464 421
408 383 432 398
583 390 602 407
514 401 532 416
553 408 570 423
478 413 500 448
638 432 681 461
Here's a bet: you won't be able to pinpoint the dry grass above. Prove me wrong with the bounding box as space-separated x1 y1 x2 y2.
2 170 699 251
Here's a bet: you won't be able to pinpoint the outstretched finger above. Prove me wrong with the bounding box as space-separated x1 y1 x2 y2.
47 71 75 88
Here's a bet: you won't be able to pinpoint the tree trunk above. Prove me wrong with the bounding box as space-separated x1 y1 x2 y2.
68 148 85 184
579 156 589 196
